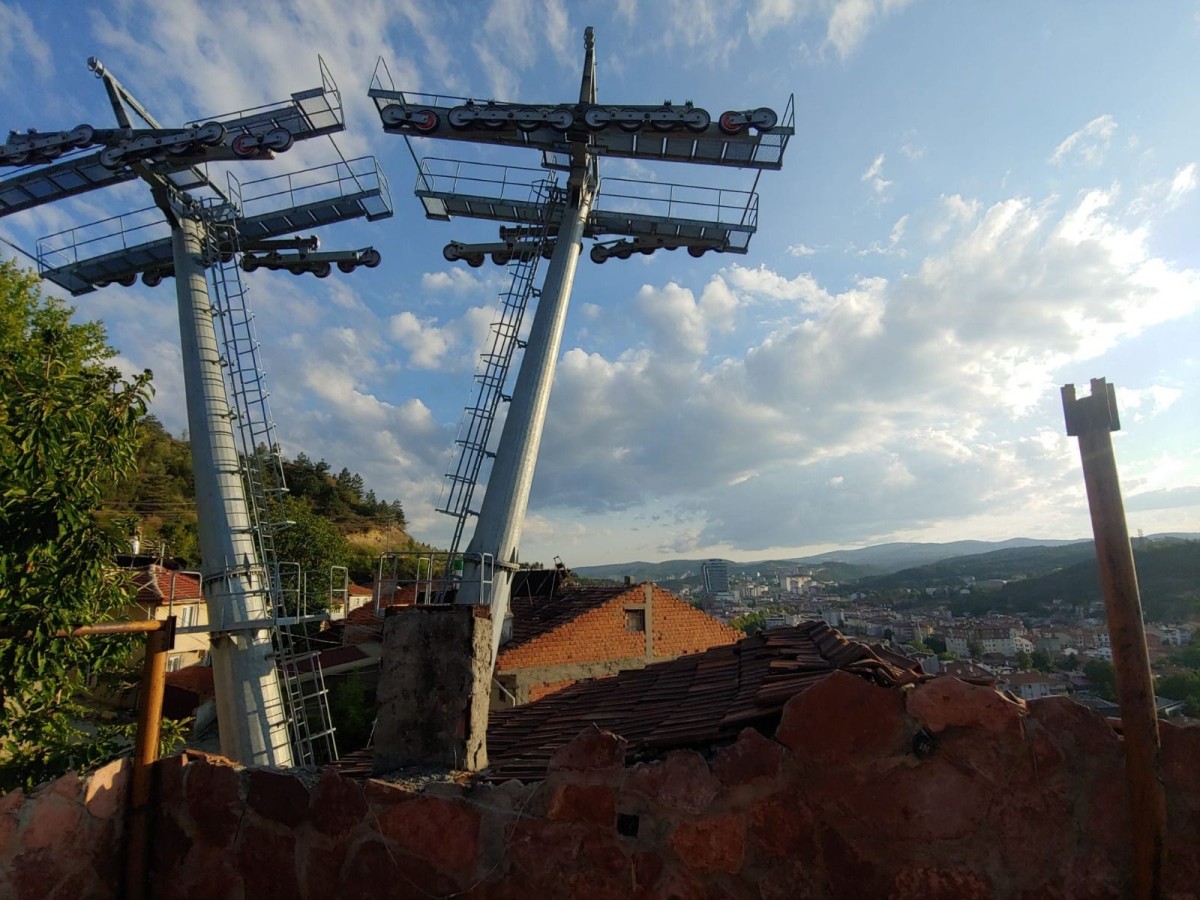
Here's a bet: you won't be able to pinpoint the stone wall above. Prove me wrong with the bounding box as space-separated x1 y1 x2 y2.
4 676 1199 898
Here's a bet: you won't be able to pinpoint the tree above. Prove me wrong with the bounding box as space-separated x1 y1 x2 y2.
1083 659 1117 701
0 261 154 789
1031 647 1054 672
271 496 350 613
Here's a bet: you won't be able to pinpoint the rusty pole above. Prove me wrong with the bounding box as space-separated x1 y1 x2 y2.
1062 378 1165 900
123 616 173 900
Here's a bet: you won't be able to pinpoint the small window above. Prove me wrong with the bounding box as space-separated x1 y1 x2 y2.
166 654 184 673
624 608 645 633
179 605 197 629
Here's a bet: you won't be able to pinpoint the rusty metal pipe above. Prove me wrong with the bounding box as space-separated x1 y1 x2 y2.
1062 378 1166 900
123 616 173 900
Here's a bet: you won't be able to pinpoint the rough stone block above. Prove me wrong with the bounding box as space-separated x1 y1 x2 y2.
246 768 309 827
907 676 1024 735
747 791 816 860
84 758 129 821
184 758 243 847
775 670 909 762
669 814 745 873
154 754 189 804
546 781 616 825
376 793 480 873
19 793 84 852
626 750 719 816
235 818 300 899
309 768 369 837
889 865 993 900
547 725 628 774
712 727 785 787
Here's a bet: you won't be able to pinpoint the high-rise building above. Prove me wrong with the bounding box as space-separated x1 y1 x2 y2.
702 559 731 595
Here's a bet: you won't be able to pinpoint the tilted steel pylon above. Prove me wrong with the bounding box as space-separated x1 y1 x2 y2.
370 28 792 668
2 56 392 765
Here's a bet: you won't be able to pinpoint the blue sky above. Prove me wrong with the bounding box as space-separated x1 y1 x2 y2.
1 0 1197 567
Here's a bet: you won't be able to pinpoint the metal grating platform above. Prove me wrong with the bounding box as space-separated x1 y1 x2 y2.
368 85 793 171
36 156 392 295
412 158 757 249
1 58 346 221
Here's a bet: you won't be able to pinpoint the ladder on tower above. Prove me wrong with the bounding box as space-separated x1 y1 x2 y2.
436 180 564 588
201 201 339 766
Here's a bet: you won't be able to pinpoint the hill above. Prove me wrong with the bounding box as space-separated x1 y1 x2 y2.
993 540 1200 621
103 417 414 577
793 538 1085 575
858 542 1097 590
571 538 1109 585
571 557 869 590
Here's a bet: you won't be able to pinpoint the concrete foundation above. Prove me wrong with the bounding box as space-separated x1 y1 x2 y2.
373 605 492 773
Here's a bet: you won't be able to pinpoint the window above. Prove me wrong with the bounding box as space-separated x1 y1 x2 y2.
166 653 184 673
624 608 646 633
178 605 197 629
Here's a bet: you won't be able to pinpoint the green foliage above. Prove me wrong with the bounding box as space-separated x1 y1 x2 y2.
1014 650 1034 670
1031 647 1054 672
731 611 767 635
1083 659 1117 701
328 672 375 753
271 496 351 613
0 261 153 790
102 415 198 562
283 453 405 532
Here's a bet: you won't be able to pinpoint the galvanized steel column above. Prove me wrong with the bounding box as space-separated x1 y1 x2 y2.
458 178 596 664
172 211 294 767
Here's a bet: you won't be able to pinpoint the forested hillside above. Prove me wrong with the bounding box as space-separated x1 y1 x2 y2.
102 417 417 582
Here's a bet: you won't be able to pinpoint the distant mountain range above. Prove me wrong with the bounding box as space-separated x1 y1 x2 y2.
571 534 1200 583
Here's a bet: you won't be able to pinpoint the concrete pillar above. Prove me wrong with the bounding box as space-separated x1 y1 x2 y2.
373 605 492 772
457 176 597 668
172 211 293 767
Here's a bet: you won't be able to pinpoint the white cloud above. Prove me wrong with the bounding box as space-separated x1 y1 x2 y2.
748 0 914 58
856 213 908 256
861 153 892 195
422 268 485 294
0 2 51 82
530 181 1200 552
1049 114 1118 166
787 243 817 256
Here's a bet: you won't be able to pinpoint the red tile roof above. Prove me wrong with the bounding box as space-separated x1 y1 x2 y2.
485 622 924 782
129 564 201 607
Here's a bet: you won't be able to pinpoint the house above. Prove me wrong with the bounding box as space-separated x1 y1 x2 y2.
493 575 742 707
1001 672 1072 701
125 561 208 672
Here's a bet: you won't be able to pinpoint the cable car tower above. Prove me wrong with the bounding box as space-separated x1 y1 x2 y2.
1 57 393 766
370 27 792 666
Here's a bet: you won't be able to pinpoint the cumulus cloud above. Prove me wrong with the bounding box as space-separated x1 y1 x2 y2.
531 184 1200 552
787 243 818 257
1049 114 1118 166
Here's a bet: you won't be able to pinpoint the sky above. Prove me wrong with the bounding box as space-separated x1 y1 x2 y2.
1 0 1198 568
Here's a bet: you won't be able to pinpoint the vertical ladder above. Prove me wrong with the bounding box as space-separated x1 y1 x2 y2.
436 179 564 583
201 202 339 766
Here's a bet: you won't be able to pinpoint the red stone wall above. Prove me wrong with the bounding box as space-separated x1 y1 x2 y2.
4 677 1200 898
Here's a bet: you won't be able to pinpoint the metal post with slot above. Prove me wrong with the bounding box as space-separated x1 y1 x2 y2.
1061 377 1166 900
